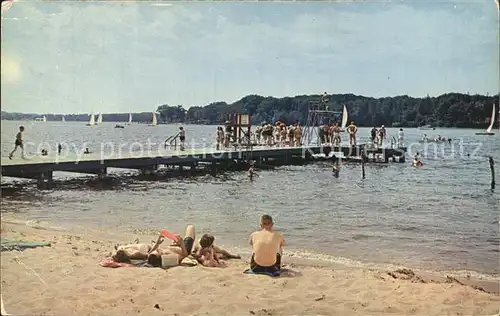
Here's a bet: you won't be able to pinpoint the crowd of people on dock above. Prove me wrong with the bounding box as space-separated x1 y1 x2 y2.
107 215 285 275
255 122 303 146
214 121 304 149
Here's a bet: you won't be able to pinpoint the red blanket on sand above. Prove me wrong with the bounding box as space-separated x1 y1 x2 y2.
99 258 135 268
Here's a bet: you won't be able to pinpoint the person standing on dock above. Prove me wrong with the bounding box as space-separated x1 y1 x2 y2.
318 124 325 144
293 123 302 146
332 123 341 146
370 127 378 144
347 121 358 146
216 127 224 150
320 92 329 110
397 128 404 147
178 126 186 151
8 126 25 159
378 125 386 146
224 121 233 147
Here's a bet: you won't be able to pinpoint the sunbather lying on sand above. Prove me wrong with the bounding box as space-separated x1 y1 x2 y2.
112 225 195 269
192 234 241 260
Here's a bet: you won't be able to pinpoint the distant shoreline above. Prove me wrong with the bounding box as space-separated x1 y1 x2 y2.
0 118 493 129
2 92 498 129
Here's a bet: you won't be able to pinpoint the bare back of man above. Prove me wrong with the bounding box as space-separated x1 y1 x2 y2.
248 215 285 273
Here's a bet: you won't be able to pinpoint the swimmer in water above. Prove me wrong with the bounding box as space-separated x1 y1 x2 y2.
248 164 259 179
412 152 423 167
332 156 340 178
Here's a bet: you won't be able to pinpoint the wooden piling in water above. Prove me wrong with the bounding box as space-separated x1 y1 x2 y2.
489 156 495 190
362 160 366 179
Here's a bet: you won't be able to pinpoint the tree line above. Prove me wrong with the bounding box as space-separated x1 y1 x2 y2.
2 92 498 128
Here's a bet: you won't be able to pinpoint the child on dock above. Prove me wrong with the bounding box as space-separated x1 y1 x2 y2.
8 126 25 159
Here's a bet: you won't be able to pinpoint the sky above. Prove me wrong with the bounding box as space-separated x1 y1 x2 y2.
1 0 499 114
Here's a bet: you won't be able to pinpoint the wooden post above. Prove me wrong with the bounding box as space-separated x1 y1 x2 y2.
46 171 53 189
361 160 366 179
37 173 45 190
490 156 495 190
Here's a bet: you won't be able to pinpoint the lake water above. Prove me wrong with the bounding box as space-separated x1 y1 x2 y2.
1 120 499 279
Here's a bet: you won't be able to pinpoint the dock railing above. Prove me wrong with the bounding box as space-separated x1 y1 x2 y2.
164 134 178 149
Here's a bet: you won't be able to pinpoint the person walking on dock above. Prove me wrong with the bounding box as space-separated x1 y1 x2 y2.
8 126 25 159
347 121 358 146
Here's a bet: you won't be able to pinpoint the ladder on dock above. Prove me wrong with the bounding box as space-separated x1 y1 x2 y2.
164 134 178 149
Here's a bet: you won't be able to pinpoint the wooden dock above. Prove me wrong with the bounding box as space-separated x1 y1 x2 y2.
1 144 406 189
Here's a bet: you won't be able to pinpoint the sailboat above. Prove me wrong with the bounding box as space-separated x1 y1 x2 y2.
476 104 496 135
62 115 65 122
86 113 95 126
42 116 47 122
340 105 348 131
127 113 132 124
149 112 158 126
96 113 103 125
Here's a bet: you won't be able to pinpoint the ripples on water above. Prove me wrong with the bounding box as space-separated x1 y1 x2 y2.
1 121 499 277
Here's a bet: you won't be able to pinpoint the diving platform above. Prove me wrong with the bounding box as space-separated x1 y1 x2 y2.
1 144 407 189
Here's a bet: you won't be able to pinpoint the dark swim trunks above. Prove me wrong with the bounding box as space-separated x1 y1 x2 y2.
15 139 22 146
250 253 281 274
183 237 194 254
179 136 186 142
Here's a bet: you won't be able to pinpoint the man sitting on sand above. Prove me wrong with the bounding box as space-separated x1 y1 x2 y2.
113 225 195 269
248 215 285 274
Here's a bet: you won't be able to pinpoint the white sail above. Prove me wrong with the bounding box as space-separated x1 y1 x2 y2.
88 113 95 126
42 116 47 122
62 116 65 122
151 112 157 126
341 105 348 128
96 113 103 124
486 104 496 133
128 113 132 123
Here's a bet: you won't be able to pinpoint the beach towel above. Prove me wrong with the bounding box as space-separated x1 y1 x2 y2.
243 268 300 277
99 258 137 268
243 268 281 277
99 256 198 268
0 239 51 252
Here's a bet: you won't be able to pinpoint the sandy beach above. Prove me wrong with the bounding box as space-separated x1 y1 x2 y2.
1 218 499 316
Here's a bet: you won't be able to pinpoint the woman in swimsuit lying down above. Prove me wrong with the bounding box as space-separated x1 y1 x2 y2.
112 225 195 269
